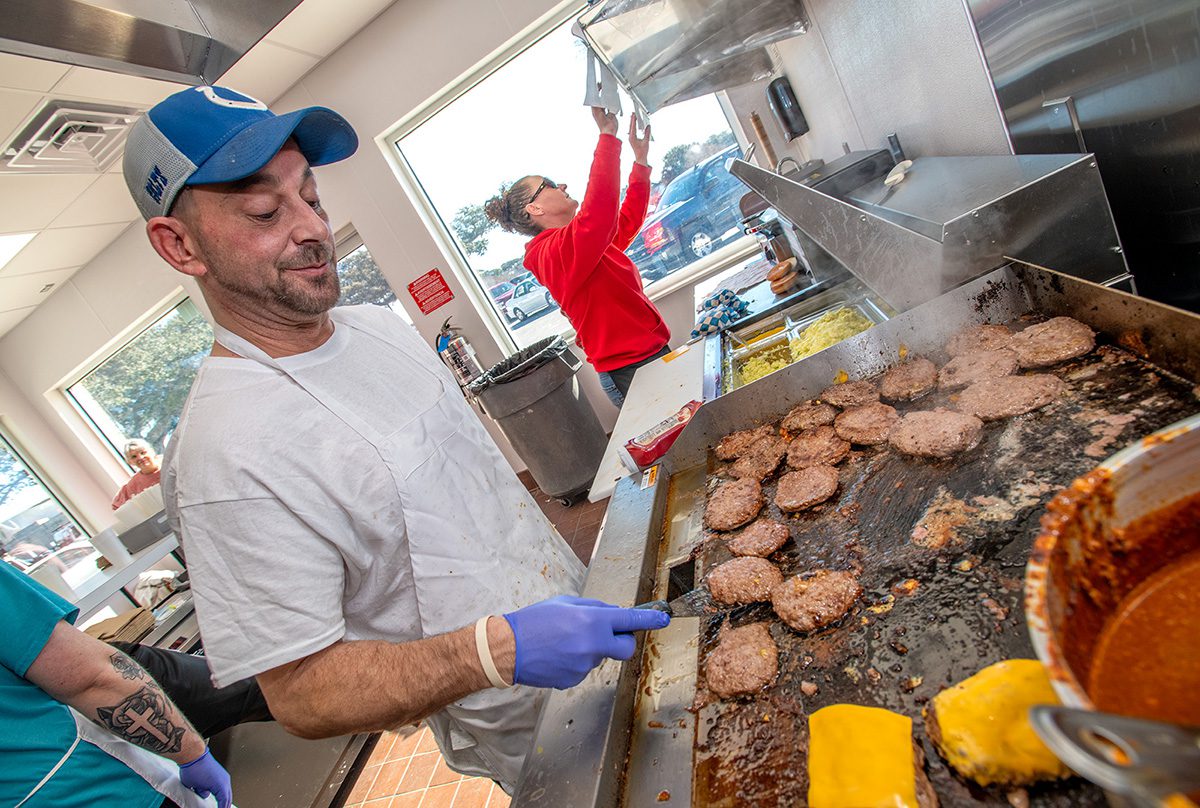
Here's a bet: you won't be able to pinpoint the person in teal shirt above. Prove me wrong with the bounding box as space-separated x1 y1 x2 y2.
0 561 231 807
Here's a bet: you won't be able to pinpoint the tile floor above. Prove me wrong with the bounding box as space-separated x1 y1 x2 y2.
336 476 608 807
339 725 509 808
516 470 609 564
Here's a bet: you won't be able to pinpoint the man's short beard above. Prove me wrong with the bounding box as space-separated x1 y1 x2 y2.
272 269 340 315
207 243 341 316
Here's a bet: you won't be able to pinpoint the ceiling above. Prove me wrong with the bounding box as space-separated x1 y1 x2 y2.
0 0 396 340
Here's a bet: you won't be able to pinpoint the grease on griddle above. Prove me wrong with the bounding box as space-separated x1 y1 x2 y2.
693 331 1198 805
911 488 975 549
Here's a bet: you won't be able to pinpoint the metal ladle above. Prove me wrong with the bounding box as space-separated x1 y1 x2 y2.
1030 706 1200 807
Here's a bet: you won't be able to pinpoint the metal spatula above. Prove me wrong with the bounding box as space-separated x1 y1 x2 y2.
634 586 716 618
1029 706 1200 807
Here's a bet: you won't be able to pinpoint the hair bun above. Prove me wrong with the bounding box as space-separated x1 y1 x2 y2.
484 195 509 226
483 177 541 237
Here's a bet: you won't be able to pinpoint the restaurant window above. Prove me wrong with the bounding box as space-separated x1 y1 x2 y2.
335 230 413 324
66 298 213 464
394 16 745 349
0 431 93 586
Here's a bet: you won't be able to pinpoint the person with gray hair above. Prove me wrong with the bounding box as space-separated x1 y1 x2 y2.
112 438 161 510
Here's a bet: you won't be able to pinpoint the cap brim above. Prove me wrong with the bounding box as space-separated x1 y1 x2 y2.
187 106 358 186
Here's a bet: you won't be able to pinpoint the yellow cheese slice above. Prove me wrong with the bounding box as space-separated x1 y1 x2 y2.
809 704 918 808
925 659 1069 786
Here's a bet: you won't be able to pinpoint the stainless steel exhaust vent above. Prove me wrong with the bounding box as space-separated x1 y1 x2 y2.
1 100 142 173
0 0 304 85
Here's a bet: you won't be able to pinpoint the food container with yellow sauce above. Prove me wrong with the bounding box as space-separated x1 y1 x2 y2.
724 279 891 391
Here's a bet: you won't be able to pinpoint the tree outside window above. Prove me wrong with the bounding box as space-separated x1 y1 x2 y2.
335 233 412 323
68 299 212 462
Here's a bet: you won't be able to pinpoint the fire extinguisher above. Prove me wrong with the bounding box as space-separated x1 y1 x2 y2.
435 317 484 385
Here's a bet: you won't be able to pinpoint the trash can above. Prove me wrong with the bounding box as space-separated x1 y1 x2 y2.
469 337 608 504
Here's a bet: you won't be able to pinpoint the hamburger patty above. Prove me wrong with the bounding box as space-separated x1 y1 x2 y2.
889 409 984 458
775 466 840 512
1008 316 1095 368
955 374 1065 421
880 357 937 401
819 379 879 408
704 478 765 531
945 323 1013 357
714 425 774 461
707 557 783 605
938 348 1018 391
786 425 850 468
727 518 790 557
781 401 837 432
729 435 788 482
771 569 862 632
705 622 779 698
834 402 900 445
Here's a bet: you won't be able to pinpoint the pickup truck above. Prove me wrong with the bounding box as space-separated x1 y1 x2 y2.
626 144 746 282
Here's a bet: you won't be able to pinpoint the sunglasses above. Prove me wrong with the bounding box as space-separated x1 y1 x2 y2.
529 177 558 204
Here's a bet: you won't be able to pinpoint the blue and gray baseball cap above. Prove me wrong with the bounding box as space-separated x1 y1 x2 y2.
122 85 358 220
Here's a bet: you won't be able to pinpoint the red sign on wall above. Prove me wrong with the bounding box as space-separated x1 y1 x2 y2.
407 268 454 315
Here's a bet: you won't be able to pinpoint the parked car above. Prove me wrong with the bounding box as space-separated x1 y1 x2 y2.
488 281 516 308
507 278 558 321
488 281 517 321
626 144 746 282
19 540 103 590
8 513 79 551
2 542 53 570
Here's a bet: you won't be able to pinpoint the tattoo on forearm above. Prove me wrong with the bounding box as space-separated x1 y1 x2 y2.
109 652 145 681
95 685 185 755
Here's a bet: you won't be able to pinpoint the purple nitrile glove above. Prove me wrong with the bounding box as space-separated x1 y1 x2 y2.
503 595 670 689
179 747 232 808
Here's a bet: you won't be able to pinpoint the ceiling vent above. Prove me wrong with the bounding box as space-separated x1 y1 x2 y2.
1 100 143 174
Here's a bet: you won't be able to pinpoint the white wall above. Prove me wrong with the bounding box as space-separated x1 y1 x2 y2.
775 0 1011 162
0 365 109 531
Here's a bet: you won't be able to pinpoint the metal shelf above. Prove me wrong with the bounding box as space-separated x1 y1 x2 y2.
73 534 179 620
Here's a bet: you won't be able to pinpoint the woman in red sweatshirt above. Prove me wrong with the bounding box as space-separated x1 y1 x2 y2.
484 107 671 407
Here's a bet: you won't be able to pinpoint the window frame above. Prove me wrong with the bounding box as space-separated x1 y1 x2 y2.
335 226 366 266
55 288 202 480
376 0 759 351
375 2 592 355
333 225 415 323
64 295 210 470
0 423 91 539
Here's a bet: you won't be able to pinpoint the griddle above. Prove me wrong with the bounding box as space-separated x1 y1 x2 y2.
513 264 1200 808
692 339 1197 807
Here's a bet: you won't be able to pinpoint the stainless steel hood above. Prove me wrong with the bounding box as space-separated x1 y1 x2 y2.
0 0 304 85
728 152 1133 312
577 0 810 114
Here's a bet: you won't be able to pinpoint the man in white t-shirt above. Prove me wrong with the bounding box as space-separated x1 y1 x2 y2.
120 85 669 791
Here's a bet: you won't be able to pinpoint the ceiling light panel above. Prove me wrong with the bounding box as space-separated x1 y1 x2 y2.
0 231 34 271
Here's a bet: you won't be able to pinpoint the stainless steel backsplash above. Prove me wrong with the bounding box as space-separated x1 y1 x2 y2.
964 0 1200 312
